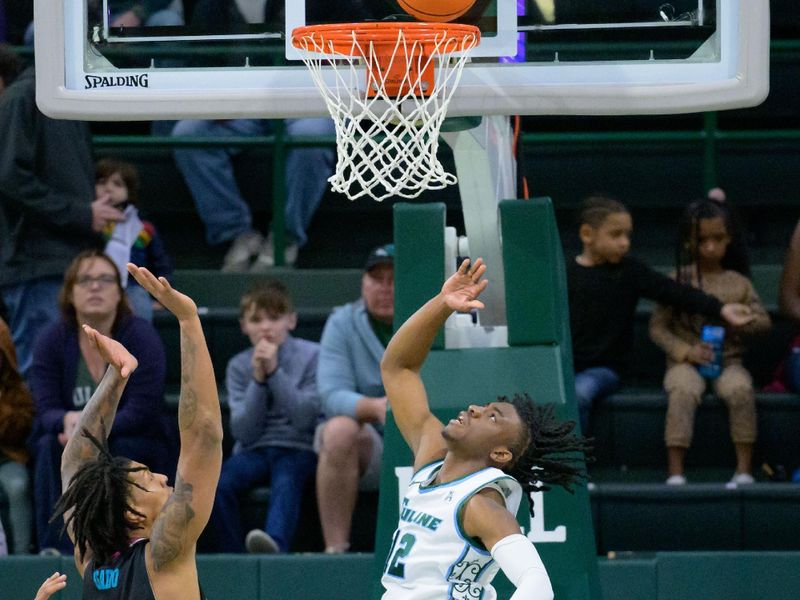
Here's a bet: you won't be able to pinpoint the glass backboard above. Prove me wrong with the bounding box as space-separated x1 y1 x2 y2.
34 0 769 120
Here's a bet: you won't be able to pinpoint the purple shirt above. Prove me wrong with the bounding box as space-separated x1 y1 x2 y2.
30 315 167 439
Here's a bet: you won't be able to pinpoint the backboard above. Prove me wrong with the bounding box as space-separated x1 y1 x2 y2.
35 0 769 120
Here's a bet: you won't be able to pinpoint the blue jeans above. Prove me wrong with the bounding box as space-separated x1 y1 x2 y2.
126 284 153 322
785 348 800 393
0 461 32 554
1 278 62 378
171 118 334 246
209 446 317 552
24 9 182 46
575 367 620 433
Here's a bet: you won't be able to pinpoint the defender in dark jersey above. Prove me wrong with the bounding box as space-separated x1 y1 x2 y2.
51 265 221 600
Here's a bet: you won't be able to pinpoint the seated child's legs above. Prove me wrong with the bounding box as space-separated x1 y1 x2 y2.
264 447 317 551
713 364 757 445
663 364 705 448
785 349 800 393
574 367 620 433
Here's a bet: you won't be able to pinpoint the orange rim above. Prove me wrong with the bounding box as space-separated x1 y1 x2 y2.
291 22 479 98
291 22 480 55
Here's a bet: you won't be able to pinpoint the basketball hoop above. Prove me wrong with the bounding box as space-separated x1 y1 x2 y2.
291 22 480 201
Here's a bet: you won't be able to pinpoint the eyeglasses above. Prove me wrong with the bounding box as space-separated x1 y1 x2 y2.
75 274 117 289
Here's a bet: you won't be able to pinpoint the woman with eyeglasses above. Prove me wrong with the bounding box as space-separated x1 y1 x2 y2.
29 250 174 555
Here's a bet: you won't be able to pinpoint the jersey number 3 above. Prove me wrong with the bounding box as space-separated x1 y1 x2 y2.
385 532 417 579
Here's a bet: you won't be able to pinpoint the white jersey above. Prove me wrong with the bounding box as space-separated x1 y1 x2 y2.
381 460 523 600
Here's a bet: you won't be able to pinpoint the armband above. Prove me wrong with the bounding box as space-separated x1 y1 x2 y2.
491 534 553 600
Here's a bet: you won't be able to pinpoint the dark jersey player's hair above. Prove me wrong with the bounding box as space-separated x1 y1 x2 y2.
504 393 592 515
52 426 148 564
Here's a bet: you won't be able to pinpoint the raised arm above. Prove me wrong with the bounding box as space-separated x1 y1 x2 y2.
127 265 223 569
381 258 488 468
60 326 137 490
59 324 138 564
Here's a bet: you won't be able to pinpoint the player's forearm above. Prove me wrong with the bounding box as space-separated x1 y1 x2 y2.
383 294 452 373
177 317 223 445
492 534 553 600
61 366 127 483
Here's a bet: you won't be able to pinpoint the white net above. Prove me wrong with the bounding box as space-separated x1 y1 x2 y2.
292 23 480 201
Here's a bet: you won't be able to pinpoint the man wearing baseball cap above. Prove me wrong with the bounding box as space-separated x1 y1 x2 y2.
315 244 394 554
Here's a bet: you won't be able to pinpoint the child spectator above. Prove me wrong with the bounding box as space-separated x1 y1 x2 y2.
96 158 173 322
207 279 320 553
0 316 33 554
649 199 771 485
567 196 754 433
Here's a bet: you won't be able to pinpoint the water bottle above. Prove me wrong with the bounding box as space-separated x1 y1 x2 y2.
697 325 725 379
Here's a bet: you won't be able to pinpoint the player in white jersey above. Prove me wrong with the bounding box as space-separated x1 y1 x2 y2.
380 258 590 600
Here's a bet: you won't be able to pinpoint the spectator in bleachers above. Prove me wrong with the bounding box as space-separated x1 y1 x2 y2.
771 220 800 394
172 0 337 271
315 244 394 554
567 196 755 434
25 2 183 47
0 316 34 554
29 250 173 554
650 199 770 486
0 57 124 377
96 158 173 322
207 279 320 554
172 117 335 271
103 0 183 29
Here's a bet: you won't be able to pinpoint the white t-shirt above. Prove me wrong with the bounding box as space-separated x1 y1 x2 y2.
381 461 523 600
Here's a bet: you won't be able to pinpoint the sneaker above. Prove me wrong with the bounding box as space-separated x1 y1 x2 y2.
222 230 264 272
38 547 62 556
245 529 279 554
729 472 755 486
323 543 350 554
665 474 687 486
251 233 299 271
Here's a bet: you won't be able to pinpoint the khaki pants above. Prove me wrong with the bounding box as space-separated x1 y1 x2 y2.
663 363 757 448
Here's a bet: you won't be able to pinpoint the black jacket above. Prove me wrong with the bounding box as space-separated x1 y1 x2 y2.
0 67 101 287
567 255 724 373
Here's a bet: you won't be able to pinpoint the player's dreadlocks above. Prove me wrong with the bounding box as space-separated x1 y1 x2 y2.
504 393 593 515
51 428 148 564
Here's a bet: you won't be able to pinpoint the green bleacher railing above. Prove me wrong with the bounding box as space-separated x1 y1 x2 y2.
12 37 798 261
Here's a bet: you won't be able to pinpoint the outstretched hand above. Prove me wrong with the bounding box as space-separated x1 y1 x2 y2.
34 572 67 600
127 264 197 321
440 258 489 313
82 325 138 379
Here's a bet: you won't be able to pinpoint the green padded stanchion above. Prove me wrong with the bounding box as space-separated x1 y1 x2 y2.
392 202 447 348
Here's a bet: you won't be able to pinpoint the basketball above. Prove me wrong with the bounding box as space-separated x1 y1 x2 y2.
397 0 477 22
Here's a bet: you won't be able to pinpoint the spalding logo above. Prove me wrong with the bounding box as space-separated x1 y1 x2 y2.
84 74 149 89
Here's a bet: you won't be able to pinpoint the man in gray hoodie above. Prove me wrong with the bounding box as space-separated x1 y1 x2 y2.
315 244 394 554
208 279 320 553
